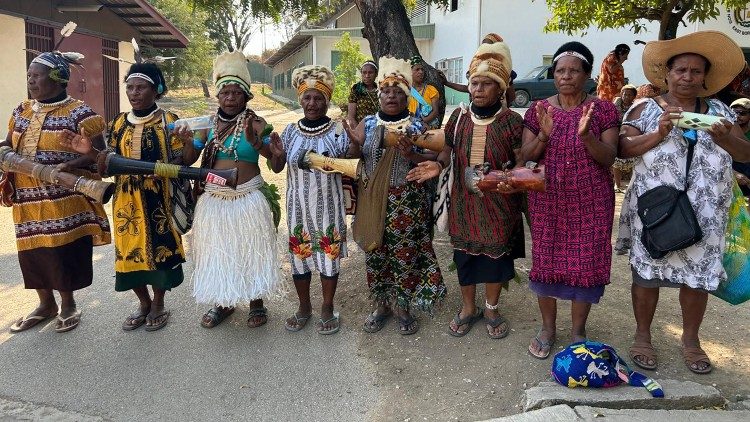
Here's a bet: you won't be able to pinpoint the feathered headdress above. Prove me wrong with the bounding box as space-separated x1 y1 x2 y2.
102 38 176 65
26 21 84 84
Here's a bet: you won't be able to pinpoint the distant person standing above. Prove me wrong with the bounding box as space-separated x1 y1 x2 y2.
597 44 630 101
731 98 750 206
635 83 662 100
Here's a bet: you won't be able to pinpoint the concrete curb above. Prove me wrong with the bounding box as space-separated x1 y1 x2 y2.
483 405 750 422
523 380 724 411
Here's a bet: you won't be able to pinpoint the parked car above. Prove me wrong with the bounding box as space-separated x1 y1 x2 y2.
512 65 597 108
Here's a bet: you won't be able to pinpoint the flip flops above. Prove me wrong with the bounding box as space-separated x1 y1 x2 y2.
201 307 235 329
362 310 392 333
9 312 58 333
285 312 312 332
317 311 341 335
54 310 82 333
144 310 170 332
485 315 510 339
398 315 419 336
448 306 483 337
528 329 556 359
629 340 658 370
122 310 149 331
682 343 713 374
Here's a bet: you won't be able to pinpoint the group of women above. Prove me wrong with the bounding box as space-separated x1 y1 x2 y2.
5 29 750 376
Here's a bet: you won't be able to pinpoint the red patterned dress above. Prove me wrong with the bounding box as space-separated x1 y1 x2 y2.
445 107 525 285
523 98 619 303
596 52 624 102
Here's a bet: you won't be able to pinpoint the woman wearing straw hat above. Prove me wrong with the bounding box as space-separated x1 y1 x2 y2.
268 65 359 335
616 31 750 374
407 35 524 339
182 51 283 329
521 41 620 359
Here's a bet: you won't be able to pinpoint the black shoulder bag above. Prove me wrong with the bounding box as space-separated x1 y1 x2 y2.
636 98 703 259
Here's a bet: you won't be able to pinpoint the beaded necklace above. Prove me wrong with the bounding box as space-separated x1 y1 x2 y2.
211 109 248 162
31 96 72 113
297 118 334 137
376 111 411 132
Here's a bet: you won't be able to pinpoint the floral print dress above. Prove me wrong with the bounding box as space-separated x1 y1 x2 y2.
616 98 736 291
282 122 349 277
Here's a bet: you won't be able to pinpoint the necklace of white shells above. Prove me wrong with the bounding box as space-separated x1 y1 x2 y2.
212 109 248 162
375 112 411 133
297 118 334 136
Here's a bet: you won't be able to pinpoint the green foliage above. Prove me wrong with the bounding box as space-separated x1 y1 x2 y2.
331 32 368 107
543 0 749 39
146 0 215 86
260 182 282 229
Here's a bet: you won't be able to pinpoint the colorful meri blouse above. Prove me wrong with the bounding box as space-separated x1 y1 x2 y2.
107 111 185 277
445 108 525 257
8 98 111 251
616 98 736 291
524 98 619 289
348 82 380 123
281 122 349 277
596 52 625 102
360 115 446 311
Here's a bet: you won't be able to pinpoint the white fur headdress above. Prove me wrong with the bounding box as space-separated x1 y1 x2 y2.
468 35 512 91
377 56 412 96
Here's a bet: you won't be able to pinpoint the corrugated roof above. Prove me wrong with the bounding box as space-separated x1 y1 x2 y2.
100 0 189 48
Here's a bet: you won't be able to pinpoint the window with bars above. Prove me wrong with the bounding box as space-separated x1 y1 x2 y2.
435 57 463 84
25 21 54 68
102 39 120 122
450 0 459 12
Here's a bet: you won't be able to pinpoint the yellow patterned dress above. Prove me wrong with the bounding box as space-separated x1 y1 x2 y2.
7 97 111 291
107 110 185 291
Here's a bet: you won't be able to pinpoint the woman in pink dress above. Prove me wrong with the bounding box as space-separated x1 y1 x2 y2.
521 42 620 359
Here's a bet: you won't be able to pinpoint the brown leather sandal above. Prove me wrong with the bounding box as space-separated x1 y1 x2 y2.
682 343 712 374
629 340 658 370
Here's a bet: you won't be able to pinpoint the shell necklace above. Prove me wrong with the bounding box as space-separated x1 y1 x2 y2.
212 109 248 162
297 119 334 137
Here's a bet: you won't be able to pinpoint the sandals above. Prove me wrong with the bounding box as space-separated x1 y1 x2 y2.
144 310 170 332
448 306 483 337
485 315 510 339
682 343 713 374
398 315 419 336
247 307 268 328
54 310 82 333
122 310 149 331
317 311 341 335
9 312 58 333
528 329 556 359
363 310 392 333
285 312 312 332
201 306 235 329
629 340 658 370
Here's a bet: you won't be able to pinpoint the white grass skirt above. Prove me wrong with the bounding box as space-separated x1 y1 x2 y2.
190 176 283 306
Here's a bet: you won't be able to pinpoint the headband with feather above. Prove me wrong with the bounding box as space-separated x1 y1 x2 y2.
27 21 85 84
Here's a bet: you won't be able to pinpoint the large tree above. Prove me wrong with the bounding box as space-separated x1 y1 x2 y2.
205 0 259 52
543 0 749 40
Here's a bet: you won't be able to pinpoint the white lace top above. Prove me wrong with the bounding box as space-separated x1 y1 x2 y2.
615 98 737 290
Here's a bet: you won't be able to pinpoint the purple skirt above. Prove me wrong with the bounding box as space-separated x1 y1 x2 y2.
529 280 605 304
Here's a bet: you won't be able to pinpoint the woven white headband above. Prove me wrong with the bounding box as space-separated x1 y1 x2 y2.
553 51 589 65
31 56 57 69
126 72 155 85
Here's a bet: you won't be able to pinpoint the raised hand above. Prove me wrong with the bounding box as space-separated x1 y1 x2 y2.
577 103 595 138
536 103 554 139
406 160 441 183
269 132 285 158
342 119 362 145
60 127 93 154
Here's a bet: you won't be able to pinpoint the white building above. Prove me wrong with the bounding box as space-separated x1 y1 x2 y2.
266 0 750 105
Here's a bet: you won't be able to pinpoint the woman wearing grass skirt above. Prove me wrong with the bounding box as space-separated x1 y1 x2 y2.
182 51 283 329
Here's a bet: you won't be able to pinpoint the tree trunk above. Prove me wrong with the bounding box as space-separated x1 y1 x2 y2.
658 0 694 40
354 0 446 124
